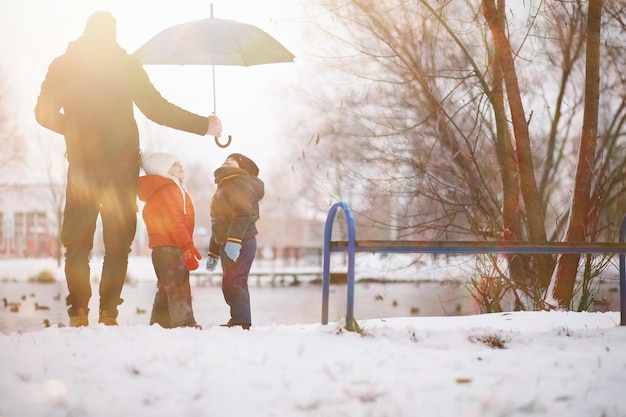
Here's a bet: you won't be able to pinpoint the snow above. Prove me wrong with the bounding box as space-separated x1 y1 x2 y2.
1 258 626 416
1 312 625 417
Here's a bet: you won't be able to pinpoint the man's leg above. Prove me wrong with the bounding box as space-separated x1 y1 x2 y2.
62 168 99 326
99 163 139 324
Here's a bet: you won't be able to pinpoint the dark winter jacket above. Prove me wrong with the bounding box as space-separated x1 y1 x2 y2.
34 35 208 172
208 167 264 256
138 175 195 250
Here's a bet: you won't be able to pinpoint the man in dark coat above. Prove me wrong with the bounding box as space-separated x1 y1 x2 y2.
34 11 223 327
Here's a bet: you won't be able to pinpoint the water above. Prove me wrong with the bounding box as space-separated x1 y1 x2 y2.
1 277 619 334
0 279 481 333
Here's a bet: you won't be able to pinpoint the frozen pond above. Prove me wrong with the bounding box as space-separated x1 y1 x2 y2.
0 253 621 333
0 279 482 333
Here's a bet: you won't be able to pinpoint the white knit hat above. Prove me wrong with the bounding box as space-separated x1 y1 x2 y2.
141 152 190 213
141 152 178 178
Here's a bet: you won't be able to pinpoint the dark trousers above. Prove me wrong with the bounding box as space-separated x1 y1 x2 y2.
150 246 197 328
62 163 138 315
220 237 256 325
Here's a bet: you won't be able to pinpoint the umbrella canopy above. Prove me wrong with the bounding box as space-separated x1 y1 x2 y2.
134 16 295 147
134 17 295 66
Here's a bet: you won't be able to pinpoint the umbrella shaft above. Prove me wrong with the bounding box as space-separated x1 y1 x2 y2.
212 65 216 114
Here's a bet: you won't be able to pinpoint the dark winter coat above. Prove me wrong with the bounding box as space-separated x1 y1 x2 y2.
208 167 264 256
34 35 208 172
138 175 195 250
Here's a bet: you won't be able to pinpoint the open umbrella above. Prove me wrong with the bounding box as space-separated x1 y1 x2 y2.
134 7 295 148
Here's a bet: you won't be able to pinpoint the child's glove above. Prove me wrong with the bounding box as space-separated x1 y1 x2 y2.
224 241 241 262
206 256 219 271
182 243 201 271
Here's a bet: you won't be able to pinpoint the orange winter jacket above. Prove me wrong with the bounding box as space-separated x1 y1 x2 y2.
137 175 195 249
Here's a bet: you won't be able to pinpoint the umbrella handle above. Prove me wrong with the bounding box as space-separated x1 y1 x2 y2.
215 135 232 148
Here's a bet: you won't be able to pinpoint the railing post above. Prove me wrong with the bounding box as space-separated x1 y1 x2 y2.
619 215 626 326
344 205 357 331
321 201 357 330
321 204 340 325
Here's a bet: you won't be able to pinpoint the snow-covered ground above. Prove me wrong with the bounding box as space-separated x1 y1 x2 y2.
0 311 624 417
1 257 625 416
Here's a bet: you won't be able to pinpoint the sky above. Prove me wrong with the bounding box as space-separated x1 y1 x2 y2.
1 257 626 416
1 0 315 178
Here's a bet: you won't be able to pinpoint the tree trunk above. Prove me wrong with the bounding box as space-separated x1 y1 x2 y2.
552 0 603 307
490 48 528 287
482 0 554 289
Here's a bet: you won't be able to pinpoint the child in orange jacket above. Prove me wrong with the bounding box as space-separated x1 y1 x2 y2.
138 152 202 329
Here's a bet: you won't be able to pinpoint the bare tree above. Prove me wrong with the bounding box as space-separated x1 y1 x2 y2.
285 0 625 310
20 124 68 264
551 0 603 307
0 73 25 183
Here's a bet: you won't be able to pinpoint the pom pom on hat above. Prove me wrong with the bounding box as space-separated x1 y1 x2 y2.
141 152 179 178
228 153 259 177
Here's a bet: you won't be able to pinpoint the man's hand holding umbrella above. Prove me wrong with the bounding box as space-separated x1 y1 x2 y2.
207 114 223 138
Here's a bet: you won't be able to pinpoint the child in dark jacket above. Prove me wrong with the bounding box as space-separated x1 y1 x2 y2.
138 152 202 329
205 153 264 329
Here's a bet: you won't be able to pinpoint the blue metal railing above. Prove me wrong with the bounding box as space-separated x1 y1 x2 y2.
322 201 626 330
322 202 357 329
